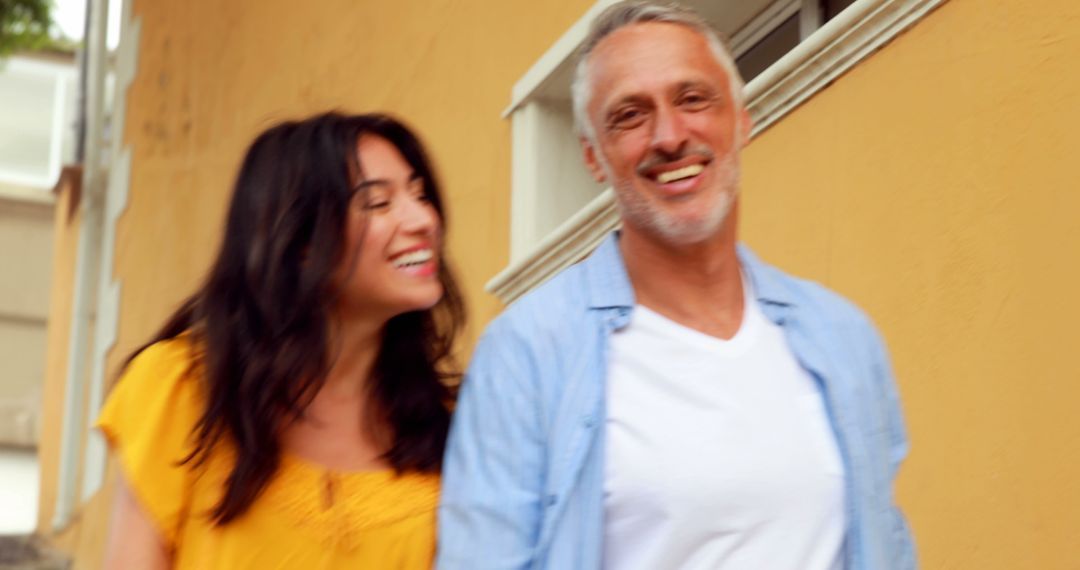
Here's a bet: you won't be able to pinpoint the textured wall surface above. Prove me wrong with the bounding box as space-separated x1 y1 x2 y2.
740 0 1080 567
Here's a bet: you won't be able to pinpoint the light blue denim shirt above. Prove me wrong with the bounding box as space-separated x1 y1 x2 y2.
437 234 914 569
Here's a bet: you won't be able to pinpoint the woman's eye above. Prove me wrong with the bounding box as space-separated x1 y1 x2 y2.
409 181 429 202
363 200 390 210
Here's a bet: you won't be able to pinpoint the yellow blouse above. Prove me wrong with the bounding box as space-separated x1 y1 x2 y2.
96 337 439 569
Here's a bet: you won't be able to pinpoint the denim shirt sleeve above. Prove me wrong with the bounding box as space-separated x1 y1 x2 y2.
868 322 917 569
869 326 909 480
436 321 544 569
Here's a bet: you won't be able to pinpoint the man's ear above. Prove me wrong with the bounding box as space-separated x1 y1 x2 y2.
736 106 753 148
581 136 607 184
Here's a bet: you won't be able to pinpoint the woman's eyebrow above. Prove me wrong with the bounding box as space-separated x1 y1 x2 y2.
353 178 390 191
354 171 420 191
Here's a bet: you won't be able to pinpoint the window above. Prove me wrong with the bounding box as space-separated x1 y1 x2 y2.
0 56 78 190
733 0 863 82
736 13 802 82
825 0 859 20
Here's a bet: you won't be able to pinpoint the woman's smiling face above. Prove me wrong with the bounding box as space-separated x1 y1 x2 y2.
335 134 444 323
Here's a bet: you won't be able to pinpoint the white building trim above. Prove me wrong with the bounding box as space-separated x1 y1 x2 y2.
500 188 620 303
489 0 950 303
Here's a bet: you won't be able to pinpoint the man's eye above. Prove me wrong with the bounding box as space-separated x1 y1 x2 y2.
609 108 647 130
679 92 714 111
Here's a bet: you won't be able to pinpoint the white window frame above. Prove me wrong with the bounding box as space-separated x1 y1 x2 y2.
0 56 78 190
491 0 950 304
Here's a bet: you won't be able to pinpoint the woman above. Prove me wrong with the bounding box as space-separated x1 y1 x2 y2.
97 112 464 569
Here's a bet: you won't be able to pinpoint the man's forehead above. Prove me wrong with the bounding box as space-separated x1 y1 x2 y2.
586 22 731 106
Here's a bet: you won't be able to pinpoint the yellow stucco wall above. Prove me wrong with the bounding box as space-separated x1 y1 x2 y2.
740 0 1080 567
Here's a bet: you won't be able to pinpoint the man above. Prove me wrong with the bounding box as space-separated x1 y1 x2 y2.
437 2 914 569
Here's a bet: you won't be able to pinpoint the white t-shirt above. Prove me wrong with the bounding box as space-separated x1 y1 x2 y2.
603 285 847 570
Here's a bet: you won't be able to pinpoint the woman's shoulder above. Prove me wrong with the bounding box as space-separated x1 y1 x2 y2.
118 334 204 395
96 333 208 549
100 334 205 439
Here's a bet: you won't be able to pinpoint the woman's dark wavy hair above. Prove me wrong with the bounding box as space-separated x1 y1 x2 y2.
125 112 465 525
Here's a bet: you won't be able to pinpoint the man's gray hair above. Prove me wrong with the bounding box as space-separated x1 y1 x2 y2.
571 1 745 141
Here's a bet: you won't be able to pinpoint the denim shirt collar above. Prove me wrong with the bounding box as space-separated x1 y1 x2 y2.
581 234 635 311
580 232 797 315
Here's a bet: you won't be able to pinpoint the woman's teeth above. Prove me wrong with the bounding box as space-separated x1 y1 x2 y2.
393 249 433 268
656 163 704 184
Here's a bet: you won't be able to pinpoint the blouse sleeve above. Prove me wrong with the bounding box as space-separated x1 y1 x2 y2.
96 337 203 549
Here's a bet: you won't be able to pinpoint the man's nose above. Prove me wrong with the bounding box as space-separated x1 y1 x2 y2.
650 105 689 155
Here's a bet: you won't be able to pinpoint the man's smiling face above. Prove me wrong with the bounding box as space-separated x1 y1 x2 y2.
581 22 751 246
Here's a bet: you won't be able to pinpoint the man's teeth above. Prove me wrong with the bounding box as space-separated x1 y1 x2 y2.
393 249 433 268
656 164 705 184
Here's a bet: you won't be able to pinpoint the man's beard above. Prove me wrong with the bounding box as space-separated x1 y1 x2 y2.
614 151 740 246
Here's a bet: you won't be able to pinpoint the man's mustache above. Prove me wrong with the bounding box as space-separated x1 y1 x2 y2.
636 146 715 176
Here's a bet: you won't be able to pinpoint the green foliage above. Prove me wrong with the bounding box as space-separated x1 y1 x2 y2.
0 0 55 57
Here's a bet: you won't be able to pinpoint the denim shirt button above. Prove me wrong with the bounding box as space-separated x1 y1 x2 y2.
547 494 558 506
582 415 595 428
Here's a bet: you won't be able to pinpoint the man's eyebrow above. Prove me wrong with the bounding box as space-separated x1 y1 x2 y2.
674 78 723 95
605 93 650 111
601 94 653 123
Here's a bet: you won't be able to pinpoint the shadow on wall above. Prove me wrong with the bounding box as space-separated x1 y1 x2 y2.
0 534 70 569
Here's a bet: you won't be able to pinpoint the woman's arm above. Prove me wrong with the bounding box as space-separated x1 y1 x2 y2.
103 471 170 570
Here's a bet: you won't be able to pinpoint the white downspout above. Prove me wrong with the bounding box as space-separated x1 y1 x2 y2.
82 0 139 503
52 0 110 531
